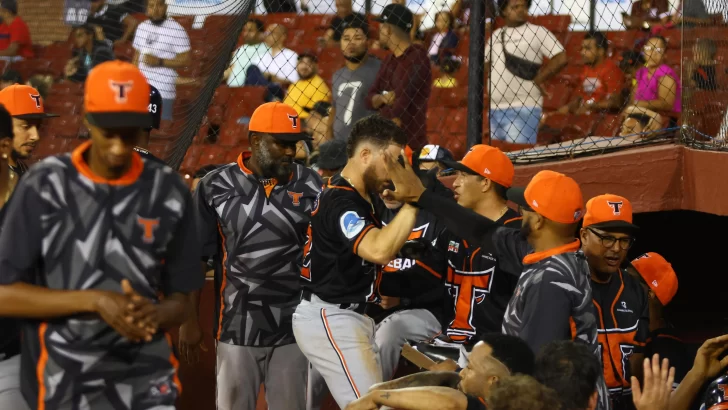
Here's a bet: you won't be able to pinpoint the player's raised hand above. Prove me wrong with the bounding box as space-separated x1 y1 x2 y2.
632 354 674 410
121 279 159 341
94 291 155 343
382 149 425 203
690 334 728 381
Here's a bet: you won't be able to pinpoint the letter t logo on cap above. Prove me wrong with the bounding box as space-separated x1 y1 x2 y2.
109 80 133 103
607 201 624 215
29 94 41 108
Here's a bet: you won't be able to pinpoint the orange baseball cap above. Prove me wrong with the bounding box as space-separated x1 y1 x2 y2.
0 84 58 119
507 170 584 224
249 102 311 142
442 144 514 187
84 61 152 129
631 252 678 306
583 194 639 232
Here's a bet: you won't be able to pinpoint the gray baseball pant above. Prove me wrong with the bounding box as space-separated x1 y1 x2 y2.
0 355 29 410
215 341 307 410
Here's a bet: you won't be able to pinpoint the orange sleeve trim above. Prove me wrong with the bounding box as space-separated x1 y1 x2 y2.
352 224 375 255
216 223 228 340
36 322 48 410
416 260 442 279
165 333 183 394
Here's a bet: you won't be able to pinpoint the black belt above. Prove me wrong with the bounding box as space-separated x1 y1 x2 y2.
301 289 367 314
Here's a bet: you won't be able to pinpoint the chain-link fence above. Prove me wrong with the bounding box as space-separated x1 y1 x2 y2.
16 0 728 175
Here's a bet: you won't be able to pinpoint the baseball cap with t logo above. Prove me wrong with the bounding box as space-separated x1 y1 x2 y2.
0 84 58 119
582 194 639 232
249 102 312 141
507 170 584 224
84 61 152 129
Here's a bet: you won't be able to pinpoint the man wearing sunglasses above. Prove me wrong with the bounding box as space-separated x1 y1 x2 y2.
580 194 650 410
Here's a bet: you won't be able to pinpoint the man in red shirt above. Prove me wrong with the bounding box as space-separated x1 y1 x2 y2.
558 31 623 114
366 4 431 151
0 0 32 59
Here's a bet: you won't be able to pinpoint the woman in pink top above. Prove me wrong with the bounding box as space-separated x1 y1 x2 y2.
631 35 681 112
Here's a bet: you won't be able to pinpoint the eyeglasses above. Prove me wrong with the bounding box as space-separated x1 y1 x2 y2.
587 228 635 250
643 45 665 53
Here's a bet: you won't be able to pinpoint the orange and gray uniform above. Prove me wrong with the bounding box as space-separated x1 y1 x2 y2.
0 143 203 410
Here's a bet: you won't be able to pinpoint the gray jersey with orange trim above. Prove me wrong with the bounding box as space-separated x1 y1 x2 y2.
0 142 203 410
195 152 323 347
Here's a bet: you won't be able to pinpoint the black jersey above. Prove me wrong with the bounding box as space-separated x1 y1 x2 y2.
444 210 521 344
591 268 650 400
300 174 382 305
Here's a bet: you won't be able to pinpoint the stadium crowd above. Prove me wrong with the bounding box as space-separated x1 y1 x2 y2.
0 0 726 410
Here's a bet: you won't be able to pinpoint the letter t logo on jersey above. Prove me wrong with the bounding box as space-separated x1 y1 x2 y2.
607 201 624 215
137 216 160 244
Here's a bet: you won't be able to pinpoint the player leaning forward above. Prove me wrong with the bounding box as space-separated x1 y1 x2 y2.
294 115 419 408
0 61 202 409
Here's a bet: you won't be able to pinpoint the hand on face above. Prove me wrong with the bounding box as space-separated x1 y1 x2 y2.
381 149 425 203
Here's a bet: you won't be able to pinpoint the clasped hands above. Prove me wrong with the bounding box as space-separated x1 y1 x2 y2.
94 279 160 343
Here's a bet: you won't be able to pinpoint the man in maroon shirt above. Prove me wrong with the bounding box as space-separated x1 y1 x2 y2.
366 4 431 151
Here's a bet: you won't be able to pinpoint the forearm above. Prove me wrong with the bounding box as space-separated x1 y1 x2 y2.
157 293 190 329
416 189 497 248
367 204 419 262
370 387 468 410
162 54 190 69
371 371 461 390
593 94 622 110
121 19 137 42
0 43 18 57
533 54 567 85
668 368 706 410
0 283 98 318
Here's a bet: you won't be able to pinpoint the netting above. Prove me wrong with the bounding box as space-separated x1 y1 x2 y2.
14 0 728 178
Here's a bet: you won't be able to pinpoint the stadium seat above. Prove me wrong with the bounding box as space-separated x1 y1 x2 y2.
45 96 83 116
50 82 84 96
217 121 249 147
660 29 681 48
180 144 204 173
39 41 72 61
426 107 447 134
10 59 54 78
444 107 468 136
198 145 228 167
430 87 444 107
202 15 234 33
297 14 332 32
227 86 266 119
592 114 621 137
112 41 135 61
532 15 571 34
265 13 299 30
441 87 467 108
212 86 231 107
173 15 196 33
606 30 638 53
207 105 225 126
561 113 598 141
44 115 81 139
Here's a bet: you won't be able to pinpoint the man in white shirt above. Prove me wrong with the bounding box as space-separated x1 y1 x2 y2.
224 18 267 87
132 0 190 121
485 0 566 144
258 24 299 86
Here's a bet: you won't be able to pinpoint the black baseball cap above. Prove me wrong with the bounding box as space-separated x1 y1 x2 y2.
303 101 331 117
418 144 453 163
341 13 369 36
317 139 348 170
147 85 162 131
375 4 414 33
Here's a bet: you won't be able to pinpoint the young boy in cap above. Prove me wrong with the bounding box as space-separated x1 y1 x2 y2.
580 194 649 410
181 102 322 410
0 60 202 410
0 84 58 177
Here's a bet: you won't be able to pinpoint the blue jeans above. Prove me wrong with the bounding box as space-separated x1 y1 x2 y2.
490 106 542 145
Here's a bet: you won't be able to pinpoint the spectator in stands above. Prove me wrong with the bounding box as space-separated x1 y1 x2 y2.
258 24 299 87
427 11 458 63
556 31 624 115
312 138 347 181
65 24 114 83
686 38 717 91
283 52 331 119
623 0 669 30
331 14 381 142
433 53 460 88
263 0 297 13
320 0 365 47
132 0 191 121
658 0 711 29
0 69 20 90
367 4 431 150
486 0 567 145
0 105 15 209
87 0 138 47
0 0 32 61
0 84 57 177
26 75 52 100
619 106 666 137
534 341 602 410
305 101 331 150
630 35 681 113
224 18 266 87
488 375 562 410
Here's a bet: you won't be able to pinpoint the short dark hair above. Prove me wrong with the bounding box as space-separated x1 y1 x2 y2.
534 341 601 410
1 69 21 84
479 333 535 376
249 18 265 33
497 0 532 14
0 0 17 15
0 104 12 140
628 113 651 128
585 31 608 51
346 115 407 158
649 35 668 49
74 24 95 36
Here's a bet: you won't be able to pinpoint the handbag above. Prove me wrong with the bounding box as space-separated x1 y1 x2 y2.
501 29 542 81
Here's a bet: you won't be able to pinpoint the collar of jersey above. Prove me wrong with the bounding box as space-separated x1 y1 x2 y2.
71 140 144 186
522 239 581 265
236 151 295 185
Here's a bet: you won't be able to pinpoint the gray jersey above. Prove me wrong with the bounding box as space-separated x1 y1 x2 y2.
332 56 381 141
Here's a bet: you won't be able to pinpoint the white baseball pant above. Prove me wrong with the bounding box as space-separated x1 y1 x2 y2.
293 296 382 408
375 308 443 381
0 355 29 410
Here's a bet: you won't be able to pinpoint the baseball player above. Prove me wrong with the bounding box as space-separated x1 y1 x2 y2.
133 85 165 164
293 115 416 407
0 60 203 410
580 194 649 409
183 102 322 410
628 253 689 388
382 165 611 410
0 84 58 177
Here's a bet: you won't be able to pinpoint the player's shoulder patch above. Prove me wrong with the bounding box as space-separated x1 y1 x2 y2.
340 210 367 239
448 240 460 253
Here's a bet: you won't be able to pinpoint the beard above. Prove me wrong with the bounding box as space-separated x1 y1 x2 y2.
519 219 533 241
344 51 367 63
298 71 315 81
362 165 382 195
257 144 293 184
149 15 166 26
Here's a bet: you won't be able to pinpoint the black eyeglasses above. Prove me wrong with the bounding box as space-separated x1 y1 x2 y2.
587 228 635 250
